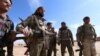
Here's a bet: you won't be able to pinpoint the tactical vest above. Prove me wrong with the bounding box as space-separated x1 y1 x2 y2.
28 15 45 38
59 27 71 40
79 24 96 41
0 15 14 47
0 19 7 39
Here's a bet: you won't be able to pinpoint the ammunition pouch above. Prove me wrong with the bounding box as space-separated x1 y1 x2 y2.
33 29 43 38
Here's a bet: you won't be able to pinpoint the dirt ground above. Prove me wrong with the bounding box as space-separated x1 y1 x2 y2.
4 41 100 56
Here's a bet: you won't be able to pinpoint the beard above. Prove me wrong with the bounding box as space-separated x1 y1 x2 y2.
0 8 9 13
38 12 44 17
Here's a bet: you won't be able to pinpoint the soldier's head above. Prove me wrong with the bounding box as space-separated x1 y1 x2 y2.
51 27 56 32
83 16 90 24
47 22 52 29
34 6 45 17
0 0 12 13
61 22 66 27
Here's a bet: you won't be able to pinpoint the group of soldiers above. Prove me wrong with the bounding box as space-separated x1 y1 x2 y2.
0 0 97 56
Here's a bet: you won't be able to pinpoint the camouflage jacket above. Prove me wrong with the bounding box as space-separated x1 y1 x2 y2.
0 15 14 46
58 27 73 41
45 28 55 39
76 24 97 42
16 14 46 39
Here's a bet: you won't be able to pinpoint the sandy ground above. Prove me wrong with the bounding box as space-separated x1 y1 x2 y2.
4 41 100 56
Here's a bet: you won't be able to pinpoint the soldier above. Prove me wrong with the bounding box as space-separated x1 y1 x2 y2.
58 22 74 56
46 22 57 56
0 0 14 56
50 27 57 56
16 6 47 56
76 16 97 56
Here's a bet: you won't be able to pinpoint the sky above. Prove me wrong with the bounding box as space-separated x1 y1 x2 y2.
8 0 100 41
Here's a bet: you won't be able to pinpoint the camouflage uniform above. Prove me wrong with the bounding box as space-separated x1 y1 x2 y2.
76 24 97 56
0 15 14 56
16 14 46 56
45 28 51 50
47 28 57 56
58 27 74 56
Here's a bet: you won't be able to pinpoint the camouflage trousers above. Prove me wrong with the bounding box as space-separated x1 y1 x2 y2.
0 37 14 56
47 39 56 56
82 39 96 56
7 42 14 56
29 39 46 56
61 40 74 56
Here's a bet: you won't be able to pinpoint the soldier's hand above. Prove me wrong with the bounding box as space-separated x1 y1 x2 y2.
22 28 31 37
9 31 17 41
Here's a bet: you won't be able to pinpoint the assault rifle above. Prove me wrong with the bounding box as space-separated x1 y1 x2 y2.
75 42 83 56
